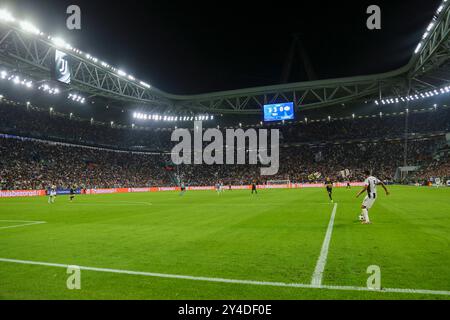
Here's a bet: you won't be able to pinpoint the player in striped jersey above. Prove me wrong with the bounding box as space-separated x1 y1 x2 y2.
356 170 390 224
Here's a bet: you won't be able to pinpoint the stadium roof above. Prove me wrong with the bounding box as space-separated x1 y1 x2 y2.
1 1 450 115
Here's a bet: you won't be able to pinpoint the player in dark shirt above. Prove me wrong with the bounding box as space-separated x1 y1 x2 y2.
69 186 75 201
251 181 257 194
325 178 333 203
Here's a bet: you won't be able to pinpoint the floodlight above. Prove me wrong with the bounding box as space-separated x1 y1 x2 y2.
0 9 15 22
415 43 422 54
20 21 41 35
52 37 67 47
140 81 151 88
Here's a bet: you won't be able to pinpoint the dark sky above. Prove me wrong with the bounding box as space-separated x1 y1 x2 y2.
2 0 442 94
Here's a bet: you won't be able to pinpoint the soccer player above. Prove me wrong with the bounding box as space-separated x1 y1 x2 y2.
356 170 390 224
251 180 257 195
346 181 351 189
215 181 223 195
69 185 75 201
179 182 186 196
325 178 333 203
48 185 57 204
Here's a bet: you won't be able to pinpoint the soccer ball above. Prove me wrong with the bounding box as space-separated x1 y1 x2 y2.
359 214 364 221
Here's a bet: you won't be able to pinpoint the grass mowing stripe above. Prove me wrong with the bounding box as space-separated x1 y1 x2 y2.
0 257 449 296
311 203 337 287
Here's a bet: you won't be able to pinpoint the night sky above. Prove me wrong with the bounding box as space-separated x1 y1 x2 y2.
2 0 443 94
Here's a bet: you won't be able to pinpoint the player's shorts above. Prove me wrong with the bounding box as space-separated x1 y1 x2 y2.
362 195 376 209
326 187 332 193
50 192 56 196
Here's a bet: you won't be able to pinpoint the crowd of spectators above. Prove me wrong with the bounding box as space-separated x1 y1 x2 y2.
0 101 449 190
0 135 447 190
0 138 170 190
1 101 450 151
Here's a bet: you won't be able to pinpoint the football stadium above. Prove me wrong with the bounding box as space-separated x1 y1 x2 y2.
0 0 450 303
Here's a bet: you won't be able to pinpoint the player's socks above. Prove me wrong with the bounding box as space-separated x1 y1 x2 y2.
362 208 369 223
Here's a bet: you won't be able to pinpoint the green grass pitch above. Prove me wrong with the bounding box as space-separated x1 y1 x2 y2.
0 186 449 300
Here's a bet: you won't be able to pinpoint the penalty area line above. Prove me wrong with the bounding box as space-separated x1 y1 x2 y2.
0 220 47 230
0 257 449 297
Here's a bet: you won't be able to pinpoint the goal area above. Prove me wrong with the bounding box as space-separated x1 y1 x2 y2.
266 180 291 188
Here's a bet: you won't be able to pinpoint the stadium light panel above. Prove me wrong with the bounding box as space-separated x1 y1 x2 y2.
52 37 68 48
20 21 41 35
140 81 151 89
0 9 15 22
415 43 422 54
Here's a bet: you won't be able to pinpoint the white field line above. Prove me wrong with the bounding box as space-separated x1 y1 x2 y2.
0 220 47 230
71 201 152 206
0 257 449 297
311 202 338 287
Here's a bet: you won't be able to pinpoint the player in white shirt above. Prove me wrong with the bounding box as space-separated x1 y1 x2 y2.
48 185 57 204
356 170 389 224
215 182 223 195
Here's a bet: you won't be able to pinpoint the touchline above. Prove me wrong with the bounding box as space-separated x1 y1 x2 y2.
170 121 280 175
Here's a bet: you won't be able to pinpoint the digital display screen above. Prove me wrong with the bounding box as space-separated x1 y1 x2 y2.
263 102 295 122
54 49 71 84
